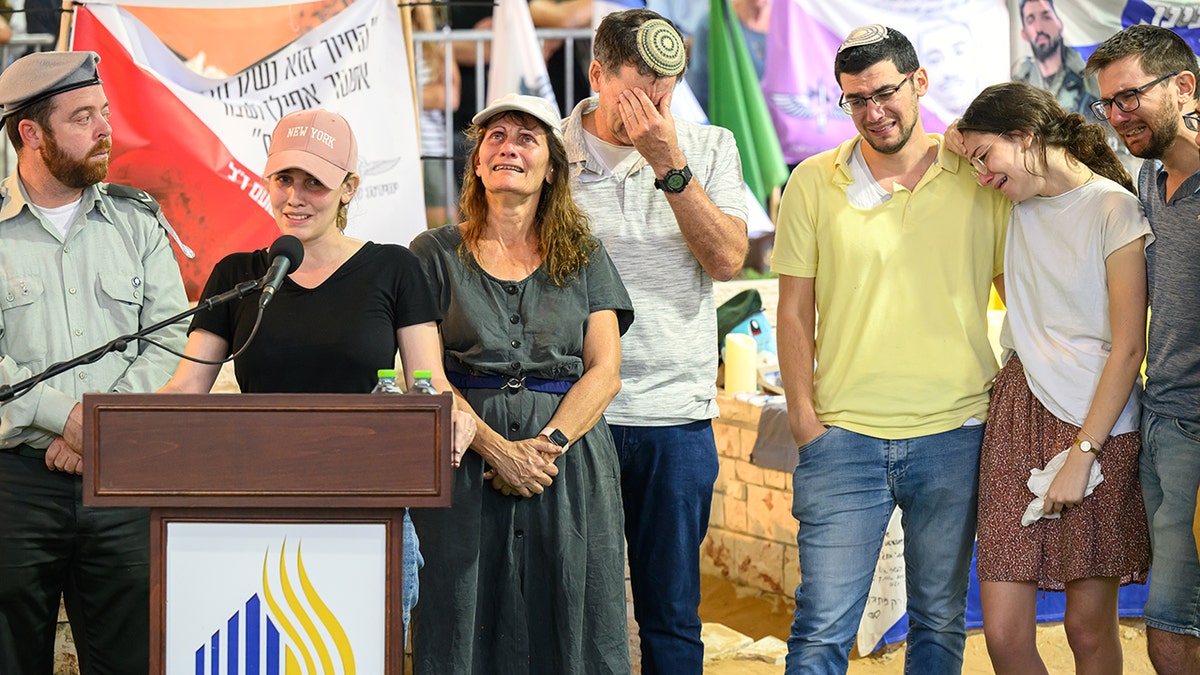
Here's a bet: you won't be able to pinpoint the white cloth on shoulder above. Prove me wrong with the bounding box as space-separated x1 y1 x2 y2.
1021 450 1104 526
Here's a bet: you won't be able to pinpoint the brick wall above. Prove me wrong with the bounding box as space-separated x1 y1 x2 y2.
703 393 798 601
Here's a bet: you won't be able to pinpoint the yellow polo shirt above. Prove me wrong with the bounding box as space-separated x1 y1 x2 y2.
773 134 1009 439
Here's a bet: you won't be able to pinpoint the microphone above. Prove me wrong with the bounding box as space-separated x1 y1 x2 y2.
258 235 304 309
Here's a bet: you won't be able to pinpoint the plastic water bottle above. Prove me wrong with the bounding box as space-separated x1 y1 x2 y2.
372 368 403 394
411 369 437 395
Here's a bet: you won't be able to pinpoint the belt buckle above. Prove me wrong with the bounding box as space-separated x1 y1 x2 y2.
502 376 526 391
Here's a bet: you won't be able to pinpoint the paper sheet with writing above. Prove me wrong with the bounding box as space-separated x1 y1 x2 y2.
857 507 905 655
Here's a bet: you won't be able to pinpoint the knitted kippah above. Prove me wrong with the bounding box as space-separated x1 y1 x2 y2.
838 24 889 53
636 19 685 77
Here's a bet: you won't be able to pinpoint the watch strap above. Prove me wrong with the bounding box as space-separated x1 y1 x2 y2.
654 165 692 193
539 426 570 450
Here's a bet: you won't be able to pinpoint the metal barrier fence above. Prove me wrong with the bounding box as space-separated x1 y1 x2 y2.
0 33 60 177
0 28 590 220
412 26 593 222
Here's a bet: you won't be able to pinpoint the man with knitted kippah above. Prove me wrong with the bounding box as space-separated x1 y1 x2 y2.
562 8 748 674
0 51 188 674
773 25 1008 673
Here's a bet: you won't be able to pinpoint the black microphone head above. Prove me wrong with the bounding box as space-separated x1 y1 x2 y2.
268 235 304 270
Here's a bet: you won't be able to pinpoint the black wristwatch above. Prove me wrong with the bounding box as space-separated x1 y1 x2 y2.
654 165 692 193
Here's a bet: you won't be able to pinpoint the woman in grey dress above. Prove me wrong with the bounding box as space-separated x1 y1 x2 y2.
409 94 634 674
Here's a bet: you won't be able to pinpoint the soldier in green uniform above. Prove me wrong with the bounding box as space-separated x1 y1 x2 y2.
0 51 188 675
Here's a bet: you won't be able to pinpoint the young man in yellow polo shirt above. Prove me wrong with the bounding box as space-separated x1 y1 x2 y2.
772 25 1008 674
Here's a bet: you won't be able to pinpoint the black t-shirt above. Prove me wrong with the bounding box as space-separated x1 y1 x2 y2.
190 242 440 394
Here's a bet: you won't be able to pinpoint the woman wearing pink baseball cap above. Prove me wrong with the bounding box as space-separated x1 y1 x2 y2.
159 109 476 643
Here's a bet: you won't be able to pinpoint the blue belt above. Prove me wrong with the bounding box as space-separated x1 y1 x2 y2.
447 372 574 394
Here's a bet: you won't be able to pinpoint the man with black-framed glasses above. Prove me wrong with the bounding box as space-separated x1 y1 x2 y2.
1086 24 1200 675
773 24 1008 674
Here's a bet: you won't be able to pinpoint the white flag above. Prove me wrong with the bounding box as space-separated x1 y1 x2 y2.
487 0 558 109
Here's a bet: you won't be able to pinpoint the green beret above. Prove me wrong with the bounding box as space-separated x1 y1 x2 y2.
0 51 103 119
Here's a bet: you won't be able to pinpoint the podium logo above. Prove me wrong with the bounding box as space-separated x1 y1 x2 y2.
193 539 356 674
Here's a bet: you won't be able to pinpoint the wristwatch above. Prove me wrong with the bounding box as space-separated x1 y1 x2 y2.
654 165 692 193
539 426 570 450
1076 436 1098 454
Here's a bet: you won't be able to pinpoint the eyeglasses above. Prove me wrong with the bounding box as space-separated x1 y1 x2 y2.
1184 111 1200 132
839 71 917 115
1090 71 1179 120
970 131 1008 176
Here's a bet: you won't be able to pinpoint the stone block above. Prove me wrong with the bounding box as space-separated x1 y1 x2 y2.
715 394 760 427
746 484 799 544
735 636 789 665
734 459 765 487
709 492 725 529
701 623 754 661
701 529 735 578
714 456 735 495
783 543 801 597
763 466 790 491
732 533 786 595
724 493 748 532
737 428 759 461
712 422 742 461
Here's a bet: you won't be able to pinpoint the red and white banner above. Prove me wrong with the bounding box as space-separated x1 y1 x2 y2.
73 0 423 299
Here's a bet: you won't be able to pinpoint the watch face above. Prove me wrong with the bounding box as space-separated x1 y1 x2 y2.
666 172 687 190
1079 440 1094 453
550 429 569 447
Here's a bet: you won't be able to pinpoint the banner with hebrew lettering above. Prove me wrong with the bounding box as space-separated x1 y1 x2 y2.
761 0 1011 164
72 0 422 298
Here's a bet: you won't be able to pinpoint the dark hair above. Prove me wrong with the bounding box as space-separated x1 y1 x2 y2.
834 26 920 82
4 96 56 151
593 8 687 78
1085 24 1199 103
959 81 1134 193
1018 0 1056 18
459 111 596 286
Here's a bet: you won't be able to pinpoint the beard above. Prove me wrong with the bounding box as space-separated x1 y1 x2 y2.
1129 103 1182 159
40 134 110 189
860 101 920 156
1031 33 1061 62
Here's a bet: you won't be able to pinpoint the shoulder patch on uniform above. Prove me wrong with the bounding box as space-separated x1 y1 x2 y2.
99 182 196 259
101 182 163 215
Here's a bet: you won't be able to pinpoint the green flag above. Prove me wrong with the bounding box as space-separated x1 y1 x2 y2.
707 0 788 208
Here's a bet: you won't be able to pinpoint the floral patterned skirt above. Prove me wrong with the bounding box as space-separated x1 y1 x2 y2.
976 357 1150 590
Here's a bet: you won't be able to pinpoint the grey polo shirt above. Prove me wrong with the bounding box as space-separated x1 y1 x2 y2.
563 97 748 426
1138 159 1200 420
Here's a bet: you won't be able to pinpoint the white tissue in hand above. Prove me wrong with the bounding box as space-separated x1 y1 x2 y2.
1021 449 1104 526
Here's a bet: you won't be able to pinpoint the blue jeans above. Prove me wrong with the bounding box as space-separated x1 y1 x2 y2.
402 509 422 647
1140 409 1200 637
612 421 719 675
786 425 982 675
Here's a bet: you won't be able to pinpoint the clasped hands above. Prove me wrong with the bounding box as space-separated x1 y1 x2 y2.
44 403 84 475
484 436 563 498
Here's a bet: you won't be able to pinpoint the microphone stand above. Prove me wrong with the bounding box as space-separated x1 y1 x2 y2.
0 279 263 404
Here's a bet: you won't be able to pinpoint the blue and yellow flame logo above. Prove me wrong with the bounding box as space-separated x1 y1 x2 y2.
193 539 355 674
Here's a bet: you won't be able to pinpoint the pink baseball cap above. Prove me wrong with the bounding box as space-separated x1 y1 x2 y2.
263 109 358 188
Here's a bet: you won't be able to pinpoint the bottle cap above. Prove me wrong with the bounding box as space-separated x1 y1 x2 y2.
414 369 433 379
377 369 398 378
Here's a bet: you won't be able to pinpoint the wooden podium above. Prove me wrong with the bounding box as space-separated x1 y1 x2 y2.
82 392 453 675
